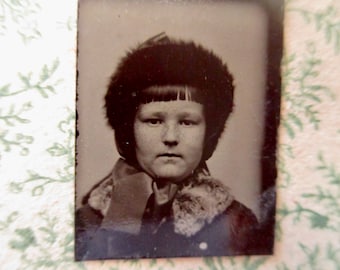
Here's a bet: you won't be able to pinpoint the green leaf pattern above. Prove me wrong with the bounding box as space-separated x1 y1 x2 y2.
0 0 41 43
0 0 340 269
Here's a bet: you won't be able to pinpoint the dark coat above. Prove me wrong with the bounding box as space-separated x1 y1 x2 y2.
75 160 259 260
76 199 258 260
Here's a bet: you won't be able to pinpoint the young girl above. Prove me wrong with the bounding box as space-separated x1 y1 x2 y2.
76 33 258 260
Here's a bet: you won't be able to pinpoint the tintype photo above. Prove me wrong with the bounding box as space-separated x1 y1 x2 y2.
75 0 283 260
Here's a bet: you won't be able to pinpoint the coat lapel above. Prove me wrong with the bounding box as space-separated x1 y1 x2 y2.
87 159 233 237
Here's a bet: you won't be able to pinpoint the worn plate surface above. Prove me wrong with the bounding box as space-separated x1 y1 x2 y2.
0 0 340 269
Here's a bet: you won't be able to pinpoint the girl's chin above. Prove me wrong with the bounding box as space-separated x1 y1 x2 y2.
153 174 189 185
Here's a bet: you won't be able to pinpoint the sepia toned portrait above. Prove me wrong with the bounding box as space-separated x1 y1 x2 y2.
75 0 283 260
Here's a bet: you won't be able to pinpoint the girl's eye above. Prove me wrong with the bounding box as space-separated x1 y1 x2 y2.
145 119 162 126
180 120 196 126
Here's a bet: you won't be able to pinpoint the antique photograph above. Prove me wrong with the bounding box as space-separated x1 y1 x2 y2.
75 0 283 260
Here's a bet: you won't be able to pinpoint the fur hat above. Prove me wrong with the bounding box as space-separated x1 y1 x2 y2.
105 33 234 163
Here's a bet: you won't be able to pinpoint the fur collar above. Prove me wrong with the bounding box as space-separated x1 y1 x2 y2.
87 159 233 237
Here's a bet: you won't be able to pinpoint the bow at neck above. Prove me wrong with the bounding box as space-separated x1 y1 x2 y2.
87 159 233 237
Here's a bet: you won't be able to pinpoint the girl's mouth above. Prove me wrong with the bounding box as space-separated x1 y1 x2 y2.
159 153 181 157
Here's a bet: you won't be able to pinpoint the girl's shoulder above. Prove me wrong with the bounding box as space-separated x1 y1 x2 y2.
225 200 258 227
223 200 259 255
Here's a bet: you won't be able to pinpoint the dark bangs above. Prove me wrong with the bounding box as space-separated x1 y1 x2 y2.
139 85 204 104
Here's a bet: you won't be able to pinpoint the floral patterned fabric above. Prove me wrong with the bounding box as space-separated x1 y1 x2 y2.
1 0 340 269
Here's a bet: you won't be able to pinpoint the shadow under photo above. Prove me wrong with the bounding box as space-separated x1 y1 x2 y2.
75 0 283 261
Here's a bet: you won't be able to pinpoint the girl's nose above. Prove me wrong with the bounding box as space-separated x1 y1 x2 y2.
162 123 179 146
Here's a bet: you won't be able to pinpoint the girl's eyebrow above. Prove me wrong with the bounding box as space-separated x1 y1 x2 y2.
138 111 165 118
140 110 201 116
178 111 202 118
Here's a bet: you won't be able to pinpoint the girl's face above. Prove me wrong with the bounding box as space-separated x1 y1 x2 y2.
134 98 206 184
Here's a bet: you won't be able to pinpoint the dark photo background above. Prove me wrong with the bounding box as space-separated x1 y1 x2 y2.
76 0 282 231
